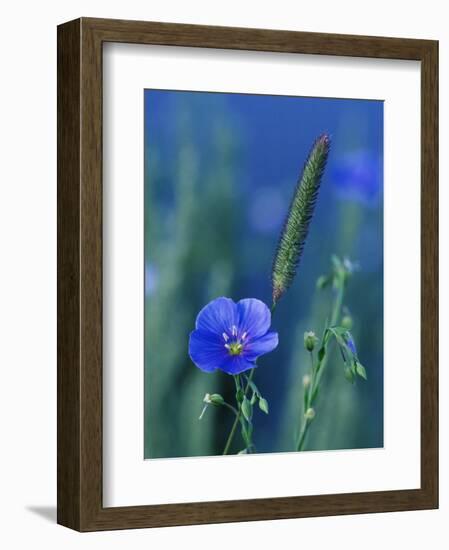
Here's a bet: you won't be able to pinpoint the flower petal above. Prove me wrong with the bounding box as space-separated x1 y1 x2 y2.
189 329 228 372
195 297 238 335
218 354 255 375
237 298 272 340
346 334 358 357
244 331 279 361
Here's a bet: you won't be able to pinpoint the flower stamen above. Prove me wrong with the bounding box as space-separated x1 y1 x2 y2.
228 342 243 356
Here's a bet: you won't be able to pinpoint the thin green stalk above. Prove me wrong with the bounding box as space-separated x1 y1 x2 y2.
296 281 345 452
222 415 240 455
296 418 311 452
311 282 344 395
222 302 277 455
222 402 239 416
222 371 254 454
331 281 344 326
304 350 314 411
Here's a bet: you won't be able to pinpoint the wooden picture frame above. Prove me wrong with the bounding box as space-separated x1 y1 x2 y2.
57 17 438 531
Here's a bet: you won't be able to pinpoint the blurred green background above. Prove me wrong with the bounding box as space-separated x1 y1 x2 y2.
144 90 383 459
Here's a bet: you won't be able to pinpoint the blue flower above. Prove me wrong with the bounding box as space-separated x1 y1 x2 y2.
331 150 382 206
189 297 279 375
344 332 358 357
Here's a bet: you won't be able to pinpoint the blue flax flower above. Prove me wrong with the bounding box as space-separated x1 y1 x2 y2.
346 334 357 357
189 297 279 375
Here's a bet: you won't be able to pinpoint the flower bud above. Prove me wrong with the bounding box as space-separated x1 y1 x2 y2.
203 393 224 406
316 275 329 290
344 367 355 383
304 407 316 421
343 257 358 275
302 374 312 388
203 393 211 403
341 315 353 330
304 331 318 352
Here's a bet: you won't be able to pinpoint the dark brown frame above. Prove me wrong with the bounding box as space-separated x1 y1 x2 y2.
57 17 438 532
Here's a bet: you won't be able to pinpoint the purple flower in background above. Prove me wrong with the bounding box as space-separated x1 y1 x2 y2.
248 186 285 234
331 150 382 205
189 297 278 375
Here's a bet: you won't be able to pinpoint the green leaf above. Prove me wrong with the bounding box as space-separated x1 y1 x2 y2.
239 417 253 447
318 345 326 362
329 326 347 336
316 275 330 290
331 254 343 271
328 328 359 370
236 388 244 403
241 397 252 422
355 362 368 380
344 366 355 384
328 328 348 350
259 397 269 414
245 378 261 397
247 420 253 440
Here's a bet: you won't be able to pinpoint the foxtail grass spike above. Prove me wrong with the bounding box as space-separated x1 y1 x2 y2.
272 134 330 305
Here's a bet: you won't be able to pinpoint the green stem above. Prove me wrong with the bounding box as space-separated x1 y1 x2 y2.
330 280 345 326
223 411 240 455
222 370 254 455
304 350 314 411
296 418 311 451
312 281 344 394
296 280 345 452
222 301 277 455
222 402 239 416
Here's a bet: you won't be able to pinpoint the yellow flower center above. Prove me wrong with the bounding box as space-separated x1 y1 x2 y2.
228 342 243 356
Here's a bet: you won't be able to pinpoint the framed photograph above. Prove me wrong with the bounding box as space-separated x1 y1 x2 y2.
57 17 438 531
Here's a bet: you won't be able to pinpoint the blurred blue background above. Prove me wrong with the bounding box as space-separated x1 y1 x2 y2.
144 89 383 459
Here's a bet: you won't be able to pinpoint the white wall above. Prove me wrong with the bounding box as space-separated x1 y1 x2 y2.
0 1 446 548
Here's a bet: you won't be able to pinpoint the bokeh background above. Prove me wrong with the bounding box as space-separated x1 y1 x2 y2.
144 89 383 459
